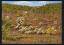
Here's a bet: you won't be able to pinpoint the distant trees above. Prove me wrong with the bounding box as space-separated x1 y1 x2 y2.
2 3 61 15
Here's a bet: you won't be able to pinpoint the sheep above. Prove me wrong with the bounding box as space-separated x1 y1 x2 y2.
18 26 26 31
24 30 32 34
33 28 38 32
16 17 25 24
15 23 20 28
41 29 46 34
36 27 42 34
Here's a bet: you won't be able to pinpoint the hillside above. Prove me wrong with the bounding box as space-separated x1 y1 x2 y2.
2 3 62 44
2 3 62 28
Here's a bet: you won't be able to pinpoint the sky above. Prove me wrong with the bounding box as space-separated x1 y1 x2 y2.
2 1 62 6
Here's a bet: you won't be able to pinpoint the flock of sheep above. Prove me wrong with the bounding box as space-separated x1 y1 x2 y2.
14 16 59 35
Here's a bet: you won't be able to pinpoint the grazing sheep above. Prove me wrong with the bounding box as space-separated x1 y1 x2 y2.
24 30 32 34
33 28 38 32
18 26 26 31
41 29 46 34
15 16 25 31
36 27 42 34
28 26 33 30
16 16 25 24
15 23 20 28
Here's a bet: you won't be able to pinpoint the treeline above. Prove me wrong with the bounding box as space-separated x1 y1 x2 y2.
2 3 61 14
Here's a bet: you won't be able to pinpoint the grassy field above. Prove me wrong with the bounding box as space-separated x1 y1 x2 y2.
2 2 62 44
2 31 61 44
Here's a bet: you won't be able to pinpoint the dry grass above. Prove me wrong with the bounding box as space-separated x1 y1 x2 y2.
2 30 62 44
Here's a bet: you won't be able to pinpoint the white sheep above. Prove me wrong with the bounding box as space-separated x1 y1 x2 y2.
28 26 33 30
36 27 42 34
24 30 32 34
41 30 46 34
33 28 38 32
15 23 20 28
